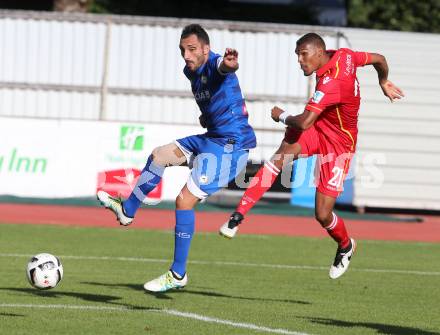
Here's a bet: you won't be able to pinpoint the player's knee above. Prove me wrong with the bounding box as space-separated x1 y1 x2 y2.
175 193 194 210
276 141 301 156
151 146 161 161
151 146 168 166
276 141 290 154
315 208 332 226
175 194 184 209
272 143 299 169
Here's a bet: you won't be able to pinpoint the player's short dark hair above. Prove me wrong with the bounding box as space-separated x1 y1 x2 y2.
181 24 210 45
296 33 326 50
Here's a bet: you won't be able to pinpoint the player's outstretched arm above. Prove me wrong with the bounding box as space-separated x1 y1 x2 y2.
219 48 239 73
369 53 405 102
271 106 318 130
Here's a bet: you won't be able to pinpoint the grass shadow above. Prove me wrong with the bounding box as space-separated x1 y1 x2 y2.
0 287 159 312
0 287 122 304
0 312 25 317
171 288 311 305
81 282 143 292
304 317 440 335
81 282 173 300
81 281 310 305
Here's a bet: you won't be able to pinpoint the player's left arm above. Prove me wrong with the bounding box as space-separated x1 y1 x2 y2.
218 48 239 73
271 106 319 130
364 52 405 102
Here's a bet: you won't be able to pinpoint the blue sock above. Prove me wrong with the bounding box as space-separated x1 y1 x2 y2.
171 209 195 277
123 155 164 217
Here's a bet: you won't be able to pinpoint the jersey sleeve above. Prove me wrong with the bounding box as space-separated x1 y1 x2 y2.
305 80 341 115
354 51 371 67
208 53 229 76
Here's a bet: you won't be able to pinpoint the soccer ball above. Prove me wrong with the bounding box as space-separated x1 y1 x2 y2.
26 253 63 290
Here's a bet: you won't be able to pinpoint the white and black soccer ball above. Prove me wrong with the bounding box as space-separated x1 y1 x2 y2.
26 253 63 290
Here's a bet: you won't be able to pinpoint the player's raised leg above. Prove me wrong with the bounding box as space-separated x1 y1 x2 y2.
220 140 301 238
315 191 356 279
97 143 186 225
96 191 134 226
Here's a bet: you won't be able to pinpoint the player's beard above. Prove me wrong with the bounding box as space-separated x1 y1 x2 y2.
188 54 206 72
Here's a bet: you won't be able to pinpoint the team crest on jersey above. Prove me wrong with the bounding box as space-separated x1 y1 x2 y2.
201 75 207 84
312 90 325 103
322 76 331 85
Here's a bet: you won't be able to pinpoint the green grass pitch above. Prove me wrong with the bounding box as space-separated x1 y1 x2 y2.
0 223 439 335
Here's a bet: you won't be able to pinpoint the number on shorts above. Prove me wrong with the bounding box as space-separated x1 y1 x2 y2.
328 166 344 188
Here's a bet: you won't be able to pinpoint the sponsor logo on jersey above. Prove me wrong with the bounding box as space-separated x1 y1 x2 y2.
194 89 211 102
312 90 325 103
344 54 353 76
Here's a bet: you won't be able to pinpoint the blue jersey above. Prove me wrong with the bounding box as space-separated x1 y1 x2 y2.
183 51 256 150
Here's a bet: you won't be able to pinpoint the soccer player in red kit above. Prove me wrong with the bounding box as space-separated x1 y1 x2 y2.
219 33 404 279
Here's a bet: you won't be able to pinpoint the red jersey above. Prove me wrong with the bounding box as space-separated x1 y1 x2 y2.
304 48 371 152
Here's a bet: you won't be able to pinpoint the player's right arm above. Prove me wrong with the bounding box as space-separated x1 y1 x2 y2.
271 78 340 129
271 107 318 130
362 52 405 102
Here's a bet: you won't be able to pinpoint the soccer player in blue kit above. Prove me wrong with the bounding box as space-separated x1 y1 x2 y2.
97 24 256 292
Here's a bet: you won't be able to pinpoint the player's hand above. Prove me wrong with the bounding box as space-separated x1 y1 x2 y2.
199 114 207 128
271 106 284 122
380 80 404 102
222 48 239 70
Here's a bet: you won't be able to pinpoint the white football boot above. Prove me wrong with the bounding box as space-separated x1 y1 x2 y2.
97 191 133 226
219 212 244 239
144 270 188 292
329 238 356 279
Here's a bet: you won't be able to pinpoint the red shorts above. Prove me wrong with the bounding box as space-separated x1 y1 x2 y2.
284 126 354 198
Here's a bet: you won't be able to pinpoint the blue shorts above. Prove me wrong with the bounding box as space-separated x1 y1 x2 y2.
175 134 249 199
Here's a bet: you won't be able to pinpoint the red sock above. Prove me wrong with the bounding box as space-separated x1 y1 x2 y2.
236 161 280 215
324 213 350 248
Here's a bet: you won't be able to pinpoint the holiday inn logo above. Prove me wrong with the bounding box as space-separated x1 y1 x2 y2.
0 148 47 174
120 125 144 151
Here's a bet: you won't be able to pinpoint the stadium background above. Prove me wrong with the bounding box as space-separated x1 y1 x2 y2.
0 8 439 210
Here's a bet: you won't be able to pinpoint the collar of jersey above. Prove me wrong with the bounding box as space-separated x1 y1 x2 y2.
316 49 338 78
196 51 216 75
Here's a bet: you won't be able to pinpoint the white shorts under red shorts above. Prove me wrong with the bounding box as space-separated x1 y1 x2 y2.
284 125 354 198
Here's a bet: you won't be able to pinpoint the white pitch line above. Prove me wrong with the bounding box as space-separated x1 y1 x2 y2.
161 309 310 335
1 253 439 276
0 303 310 335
